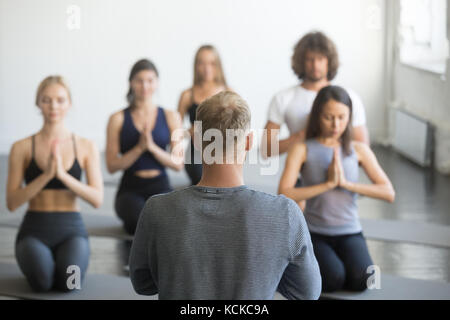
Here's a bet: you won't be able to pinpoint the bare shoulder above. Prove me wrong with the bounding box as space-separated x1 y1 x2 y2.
110 108 125 120
352 141 373 162
107 109 125 128
74 135 99 166
288 142 307 160
178 88 193 109
293 141 307 153
10 136 32 158
181 87 193 98
163 108 182 127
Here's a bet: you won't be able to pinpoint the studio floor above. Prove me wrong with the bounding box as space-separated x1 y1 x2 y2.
0 145 449 299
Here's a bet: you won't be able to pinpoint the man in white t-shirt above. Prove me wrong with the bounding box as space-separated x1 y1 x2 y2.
262 31 369 158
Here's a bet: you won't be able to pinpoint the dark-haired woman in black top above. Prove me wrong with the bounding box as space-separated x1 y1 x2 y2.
6 76 104 292
177 45 231 185
106 59 184 235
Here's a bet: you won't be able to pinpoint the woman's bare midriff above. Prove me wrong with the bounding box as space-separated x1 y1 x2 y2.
28 189 79 212
133 169 162 179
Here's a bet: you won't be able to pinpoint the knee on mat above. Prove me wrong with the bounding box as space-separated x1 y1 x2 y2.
345 273 371 292
322 270 346 293
27 271 54 292
53 264 87 292
123 219 138 235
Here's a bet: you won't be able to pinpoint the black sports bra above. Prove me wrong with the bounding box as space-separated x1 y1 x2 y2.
187 88 199 125
24 134 82 189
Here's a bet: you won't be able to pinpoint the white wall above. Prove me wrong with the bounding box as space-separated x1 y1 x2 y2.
0 0 387 154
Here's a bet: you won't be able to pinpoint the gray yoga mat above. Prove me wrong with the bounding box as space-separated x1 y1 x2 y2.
0 262 158 300
320 273 450 300
1 262 448 300
360 218 450 248
1 212 449 248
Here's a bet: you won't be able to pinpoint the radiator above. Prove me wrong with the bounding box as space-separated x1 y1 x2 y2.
392 108 434 167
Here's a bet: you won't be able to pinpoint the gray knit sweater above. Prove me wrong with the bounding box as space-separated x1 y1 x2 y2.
129 185 321 300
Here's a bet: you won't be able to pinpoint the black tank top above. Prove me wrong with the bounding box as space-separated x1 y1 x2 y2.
119 106 170 175
24 134 82 189
187 88 199 125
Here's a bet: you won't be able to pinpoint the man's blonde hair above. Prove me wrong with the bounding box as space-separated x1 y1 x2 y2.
195 91 251 154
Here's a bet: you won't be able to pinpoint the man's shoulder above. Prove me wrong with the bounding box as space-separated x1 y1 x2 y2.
273 84 299 100
147 187 191 203
245 188 299 213
332 84 362 102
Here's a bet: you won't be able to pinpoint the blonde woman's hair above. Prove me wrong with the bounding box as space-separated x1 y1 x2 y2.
193 45 227 87
35 75 72 106
195 91 250 153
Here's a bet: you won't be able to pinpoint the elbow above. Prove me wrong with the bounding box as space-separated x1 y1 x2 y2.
278 186 290 197
6 203 16 212
387 188 396 203
106 163 117 174
91 192 104 209
133 284 158 296
174 162 184 172
171 158 184 172
6 197 17 212
92 201 102 209
94 196 104 209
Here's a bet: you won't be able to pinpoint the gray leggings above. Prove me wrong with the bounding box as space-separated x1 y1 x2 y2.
15 211 90 292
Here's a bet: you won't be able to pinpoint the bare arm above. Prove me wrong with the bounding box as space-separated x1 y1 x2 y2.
105 112 145 174
56 139 104 208
340 142 395 202
353 125 370 145
177 89 195 139
6 140 53 212
278 143 336 202
261 121 304 158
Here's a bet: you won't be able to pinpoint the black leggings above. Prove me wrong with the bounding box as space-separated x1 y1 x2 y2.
310 232 374 292
15 211 90 292
115 172 172 235
185 141 202 185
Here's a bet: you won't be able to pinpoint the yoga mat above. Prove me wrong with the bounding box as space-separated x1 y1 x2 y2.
0 263 158 300
1 262 448 300
1 213 450 248
360 218 450 249
320 273 450 300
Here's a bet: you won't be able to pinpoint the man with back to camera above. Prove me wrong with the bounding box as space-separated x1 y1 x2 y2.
261 31 369 158
129 91 322 300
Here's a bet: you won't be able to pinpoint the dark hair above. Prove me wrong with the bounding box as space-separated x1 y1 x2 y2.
126 59 159 108
305 85 353 155
291 31 339 81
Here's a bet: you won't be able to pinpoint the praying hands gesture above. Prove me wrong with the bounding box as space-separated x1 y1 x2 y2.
43 139 66 181
137 121 157 154
327 147 350 190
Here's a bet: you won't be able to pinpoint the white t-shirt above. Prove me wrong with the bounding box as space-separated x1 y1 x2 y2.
267 85 366 134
